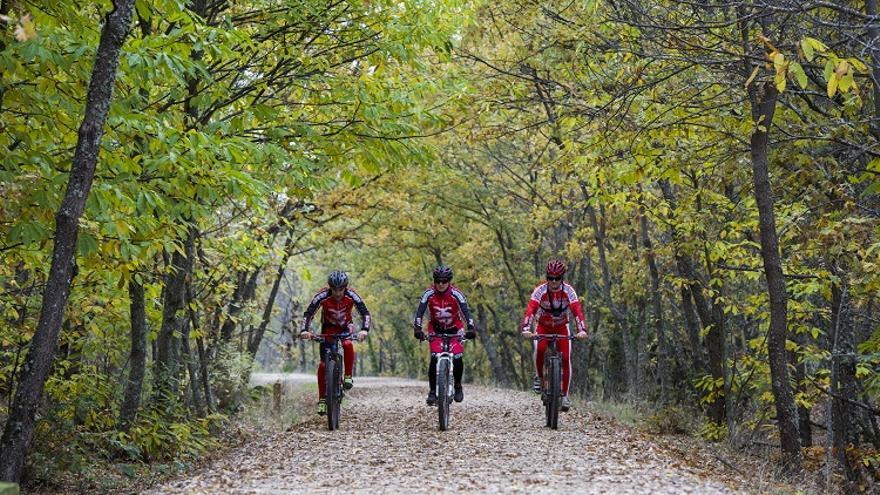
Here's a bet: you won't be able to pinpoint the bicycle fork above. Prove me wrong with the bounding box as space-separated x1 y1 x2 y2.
435 352 454 403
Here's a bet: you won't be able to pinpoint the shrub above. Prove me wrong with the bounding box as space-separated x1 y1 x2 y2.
645 405 693 435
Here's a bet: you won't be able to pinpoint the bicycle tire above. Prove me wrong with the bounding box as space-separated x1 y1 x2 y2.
332 358 342 429
548 357 561 430
326 356 338 431
437 359 451 431
543 361 551 427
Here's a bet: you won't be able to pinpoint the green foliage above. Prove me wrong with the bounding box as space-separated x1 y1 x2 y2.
700 421 729 442
1 0 472 484
2 0 880 486
211 341 257 411
645 406 694 436
123 410 223 461
694 374 725 406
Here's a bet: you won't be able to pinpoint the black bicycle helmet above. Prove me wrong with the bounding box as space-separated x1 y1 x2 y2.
432 265 453 282
327 270 349 288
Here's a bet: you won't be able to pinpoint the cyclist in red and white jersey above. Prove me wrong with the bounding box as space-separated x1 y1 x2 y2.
412 265 476 405
521 260 588 411
299 271 371 415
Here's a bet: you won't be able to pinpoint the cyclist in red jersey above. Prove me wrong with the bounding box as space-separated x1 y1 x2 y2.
299 271 371 415
521 260 588 411
412 265 476 405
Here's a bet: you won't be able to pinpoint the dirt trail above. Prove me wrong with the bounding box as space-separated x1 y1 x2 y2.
146 376 746 494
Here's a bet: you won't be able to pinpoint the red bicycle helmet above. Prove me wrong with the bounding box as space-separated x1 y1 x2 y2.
546 259 566 278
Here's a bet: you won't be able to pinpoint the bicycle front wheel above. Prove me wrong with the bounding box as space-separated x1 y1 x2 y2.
437 359 451 431
326 357 339 431
547 357 561 430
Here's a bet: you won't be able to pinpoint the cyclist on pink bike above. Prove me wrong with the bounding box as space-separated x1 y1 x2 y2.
300 271 370 415
521 259 588 411
412 265 476 405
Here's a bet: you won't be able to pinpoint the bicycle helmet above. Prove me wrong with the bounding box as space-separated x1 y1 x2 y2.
546 259 566 278
327 270 349 288
432 265 453 283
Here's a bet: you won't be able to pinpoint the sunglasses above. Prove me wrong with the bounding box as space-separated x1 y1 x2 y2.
547 276 562 281
434 279 451 284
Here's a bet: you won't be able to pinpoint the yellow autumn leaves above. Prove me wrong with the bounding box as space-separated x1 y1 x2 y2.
747 33 866 100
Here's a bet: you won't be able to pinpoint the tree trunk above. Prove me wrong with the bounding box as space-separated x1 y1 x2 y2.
658 179 723 419
181 316 206 418
587 201 631 395
706 289 727 426
195 335 213 412
493 227 527 306
220 269 261 342
867 0 880 136
830 281 856 488
476 303 510 387
748 80 802 469
640 209 669 403
0 0 10 114
0 1 135 482
184 281 213 412
569 256 594 397
247 236 294 358
154 227 196 401
794 330 812 448
119 276 148 431
679 285 704 371
629 301 645 395
486 304 520 386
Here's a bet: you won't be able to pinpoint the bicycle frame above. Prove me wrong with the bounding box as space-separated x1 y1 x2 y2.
531 333 576 430
430 334 459 397
425 332 466 431
310 332 353 431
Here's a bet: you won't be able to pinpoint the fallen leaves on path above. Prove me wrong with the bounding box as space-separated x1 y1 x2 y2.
145 378 747 494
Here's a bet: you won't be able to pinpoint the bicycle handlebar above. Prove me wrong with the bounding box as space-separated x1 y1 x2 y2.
308 332 354 342
420 333 470 343
526 333 578 341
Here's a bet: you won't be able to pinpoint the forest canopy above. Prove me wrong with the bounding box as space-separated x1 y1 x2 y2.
1 0 879 491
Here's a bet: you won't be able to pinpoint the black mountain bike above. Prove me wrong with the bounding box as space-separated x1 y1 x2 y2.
310 332 353 431
426 332 468 431
531 334 576 430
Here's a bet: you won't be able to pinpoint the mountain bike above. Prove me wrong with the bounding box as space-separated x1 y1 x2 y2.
309 332 353 431
425 332 468 431
531 333 576 430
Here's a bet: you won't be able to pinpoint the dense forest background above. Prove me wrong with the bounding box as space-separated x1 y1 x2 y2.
1 0 879 492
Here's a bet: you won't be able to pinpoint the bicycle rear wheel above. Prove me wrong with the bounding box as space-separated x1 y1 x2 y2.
326 356 339 431
548 357 561 430
437 359 451 431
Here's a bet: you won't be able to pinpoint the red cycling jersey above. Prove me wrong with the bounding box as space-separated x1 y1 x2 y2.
521 282 587 334
413 284 475 355
301 286 371 334
413 284 474 332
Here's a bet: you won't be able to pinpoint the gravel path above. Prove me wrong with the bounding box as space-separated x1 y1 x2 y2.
146 376 745 494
